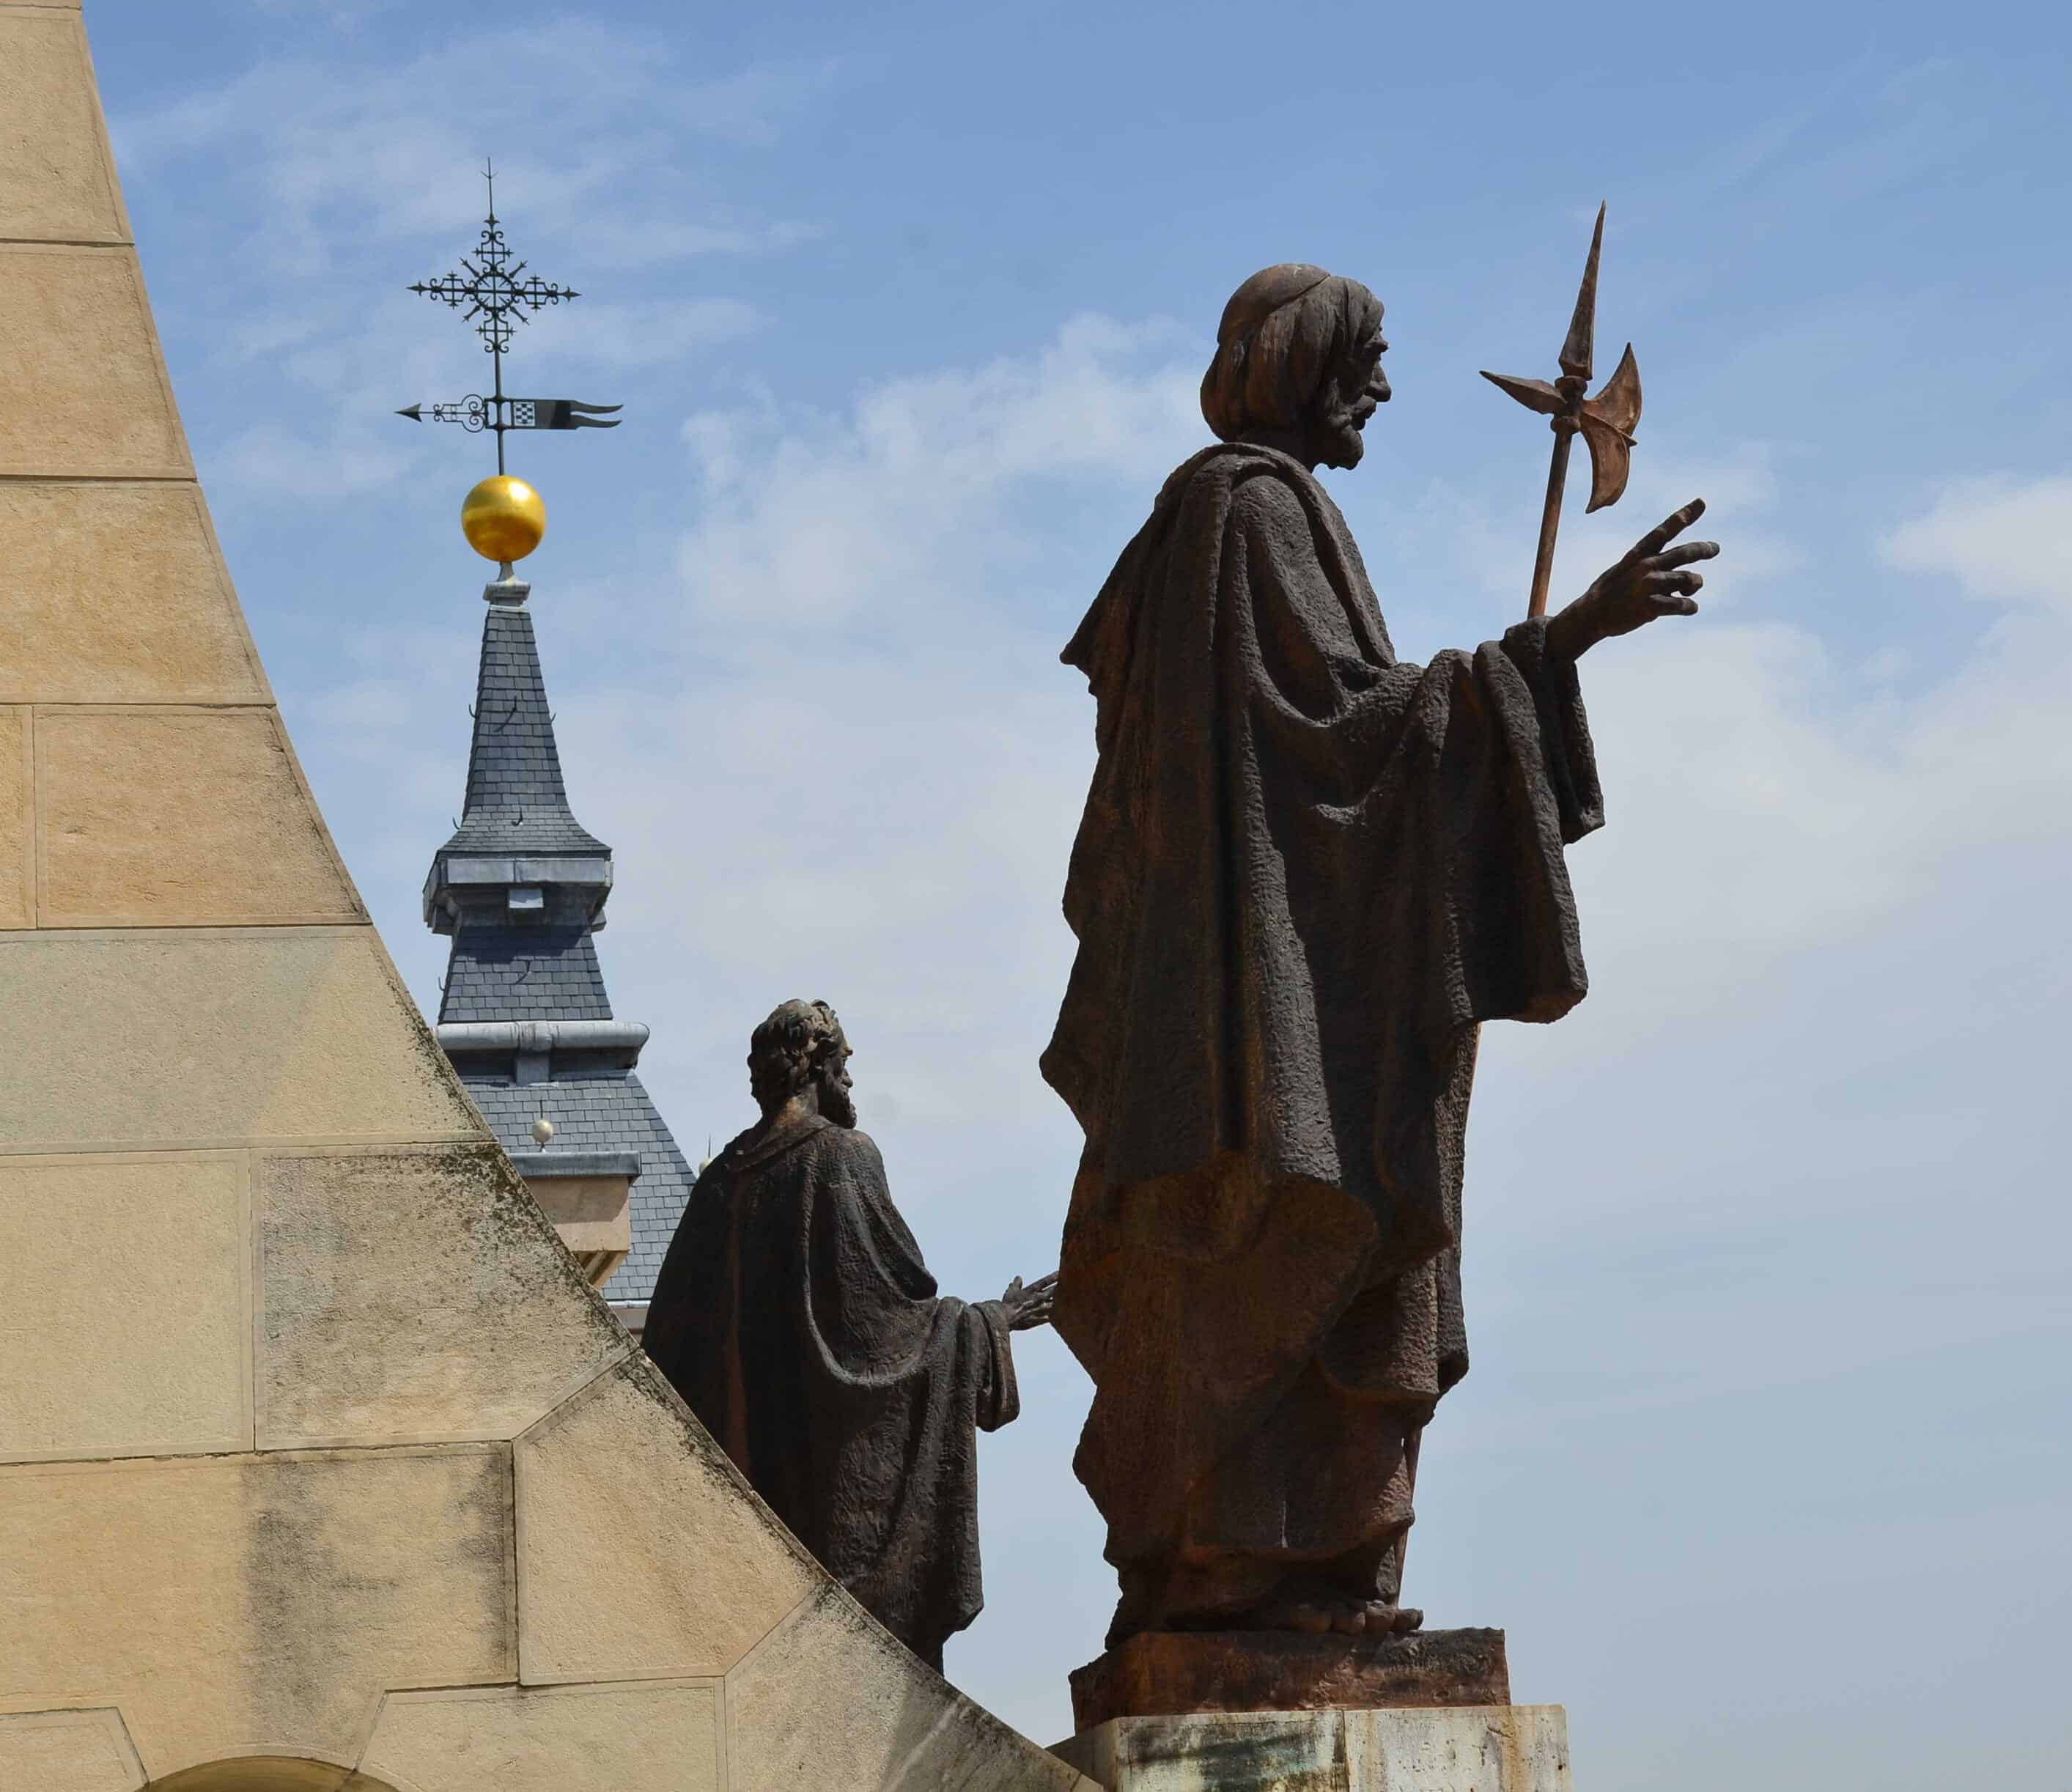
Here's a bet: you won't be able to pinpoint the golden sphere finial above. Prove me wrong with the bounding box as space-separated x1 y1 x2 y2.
461 475 546 564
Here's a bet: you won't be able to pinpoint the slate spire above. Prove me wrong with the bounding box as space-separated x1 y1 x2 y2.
440 589 607 861
424 573 696 1319
424 578 614 1025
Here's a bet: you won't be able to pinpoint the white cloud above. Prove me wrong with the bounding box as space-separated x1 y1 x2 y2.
1881 473 2072 611
114 26 834 251
215 420 417 498
558 316 1203 1143
673 59 846 148
673 314 1199 633
247 0 405 19
579 216 820 270
524 296 762 369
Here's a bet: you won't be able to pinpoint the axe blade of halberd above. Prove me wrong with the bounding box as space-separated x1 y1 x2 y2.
1579 342 1641 512
1480 371 1564 416
1483 349 1641 512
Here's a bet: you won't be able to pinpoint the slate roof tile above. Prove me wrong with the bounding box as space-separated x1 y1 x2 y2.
438 923 613 1023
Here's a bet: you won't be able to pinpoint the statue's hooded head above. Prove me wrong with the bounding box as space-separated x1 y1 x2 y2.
748 998 856 1128
1201 264 1389 469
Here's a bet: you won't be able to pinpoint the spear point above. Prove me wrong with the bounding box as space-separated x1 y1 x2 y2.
1559 202 1606 382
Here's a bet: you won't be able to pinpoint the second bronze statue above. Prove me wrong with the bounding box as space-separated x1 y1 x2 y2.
642 999 1055 1673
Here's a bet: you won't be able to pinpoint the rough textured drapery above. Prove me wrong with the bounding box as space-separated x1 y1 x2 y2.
644 1116 1016 1669
1042 442 1602 1621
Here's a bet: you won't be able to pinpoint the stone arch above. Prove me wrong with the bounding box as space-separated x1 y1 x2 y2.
150 1761 400 1792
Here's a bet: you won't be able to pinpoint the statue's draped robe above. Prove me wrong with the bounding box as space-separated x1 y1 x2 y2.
1042 442 1603 1633
642 1115 1017 1670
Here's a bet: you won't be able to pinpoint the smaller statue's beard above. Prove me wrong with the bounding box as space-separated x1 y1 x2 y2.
820 1081 859 1129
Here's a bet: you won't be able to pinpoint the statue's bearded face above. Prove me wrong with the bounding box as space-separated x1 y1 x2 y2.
816 1044 858 1129
1310 328 1391 470
745 1001 856 1121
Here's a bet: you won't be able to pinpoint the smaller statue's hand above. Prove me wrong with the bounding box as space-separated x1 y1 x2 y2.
1001 1270 1060 1332
1550 498 1717 660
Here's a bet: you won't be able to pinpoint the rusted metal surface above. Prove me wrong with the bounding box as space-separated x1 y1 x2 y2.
1069 1627 1511 1729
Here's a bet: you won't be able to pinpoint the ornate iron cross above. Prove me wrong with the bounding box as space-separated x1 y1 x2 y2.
397 163 620 473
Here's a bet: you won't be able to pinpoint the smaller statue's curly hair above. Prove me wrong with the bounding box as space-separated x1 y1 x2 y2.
748 998 847 1110
1200 263 1385 443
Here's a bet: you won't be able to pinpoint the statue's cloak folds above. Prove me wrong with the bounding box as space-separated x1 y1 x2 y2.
643 1116 1016 1664
1042 443 1603 1563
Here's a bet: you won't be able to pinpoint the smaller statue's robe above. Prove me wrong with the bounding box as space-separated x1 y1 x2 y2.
1043 441 1604 1637
642 1114 1017 1670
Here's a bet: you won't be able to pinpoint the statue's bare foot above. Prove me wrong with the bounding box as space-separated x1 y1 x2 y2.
1391 1606 1424 1634
1264 1595 1333 1634
1250 1588 1404 1635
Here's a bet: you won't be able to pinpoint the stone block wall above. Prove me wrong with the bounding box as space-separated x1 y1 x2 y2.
0 7 1094 1788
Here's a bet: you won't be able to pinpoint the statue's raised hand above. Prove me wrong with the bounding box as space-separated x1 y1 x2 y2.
1000 1271 1059 1332
1549 498 1717 661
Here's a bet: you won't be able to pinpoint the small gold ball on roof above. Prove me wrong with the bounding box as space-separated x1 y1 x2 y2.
531 1115 556 1147
462 475 547 563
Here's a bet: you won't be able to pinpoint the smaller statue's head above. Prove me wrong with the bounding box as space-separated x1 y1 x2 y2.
1201 265 1390 470
748 998 856 1128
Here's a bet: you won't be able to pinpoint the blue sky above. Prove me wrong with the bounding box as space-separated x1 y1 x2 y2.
86 1 2072 1784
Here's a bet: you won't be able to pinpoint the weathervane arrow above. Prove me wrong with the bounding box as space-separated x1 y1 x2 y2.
1482 204 1643 619
394 396 622 431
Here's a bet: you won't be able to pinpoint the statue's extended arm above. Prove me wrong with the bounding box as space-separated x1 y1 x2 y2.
1547 497 1717 662
999 1270 1059 1332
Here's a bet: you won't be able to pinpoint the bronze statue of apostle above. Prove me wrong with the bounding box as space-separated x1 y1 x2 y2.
644 999 1056 1671
1041 264 1717 1645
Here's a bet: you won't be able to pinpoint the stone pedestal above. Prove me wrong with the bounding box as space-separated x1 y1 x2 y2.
1071 1629 1511 1730
1052 1705 1571 1792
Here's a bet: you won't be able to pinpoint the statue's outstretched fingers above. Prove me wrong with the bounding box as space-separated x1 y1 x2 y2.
1654 539 1720 569
1634 498 1707 558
